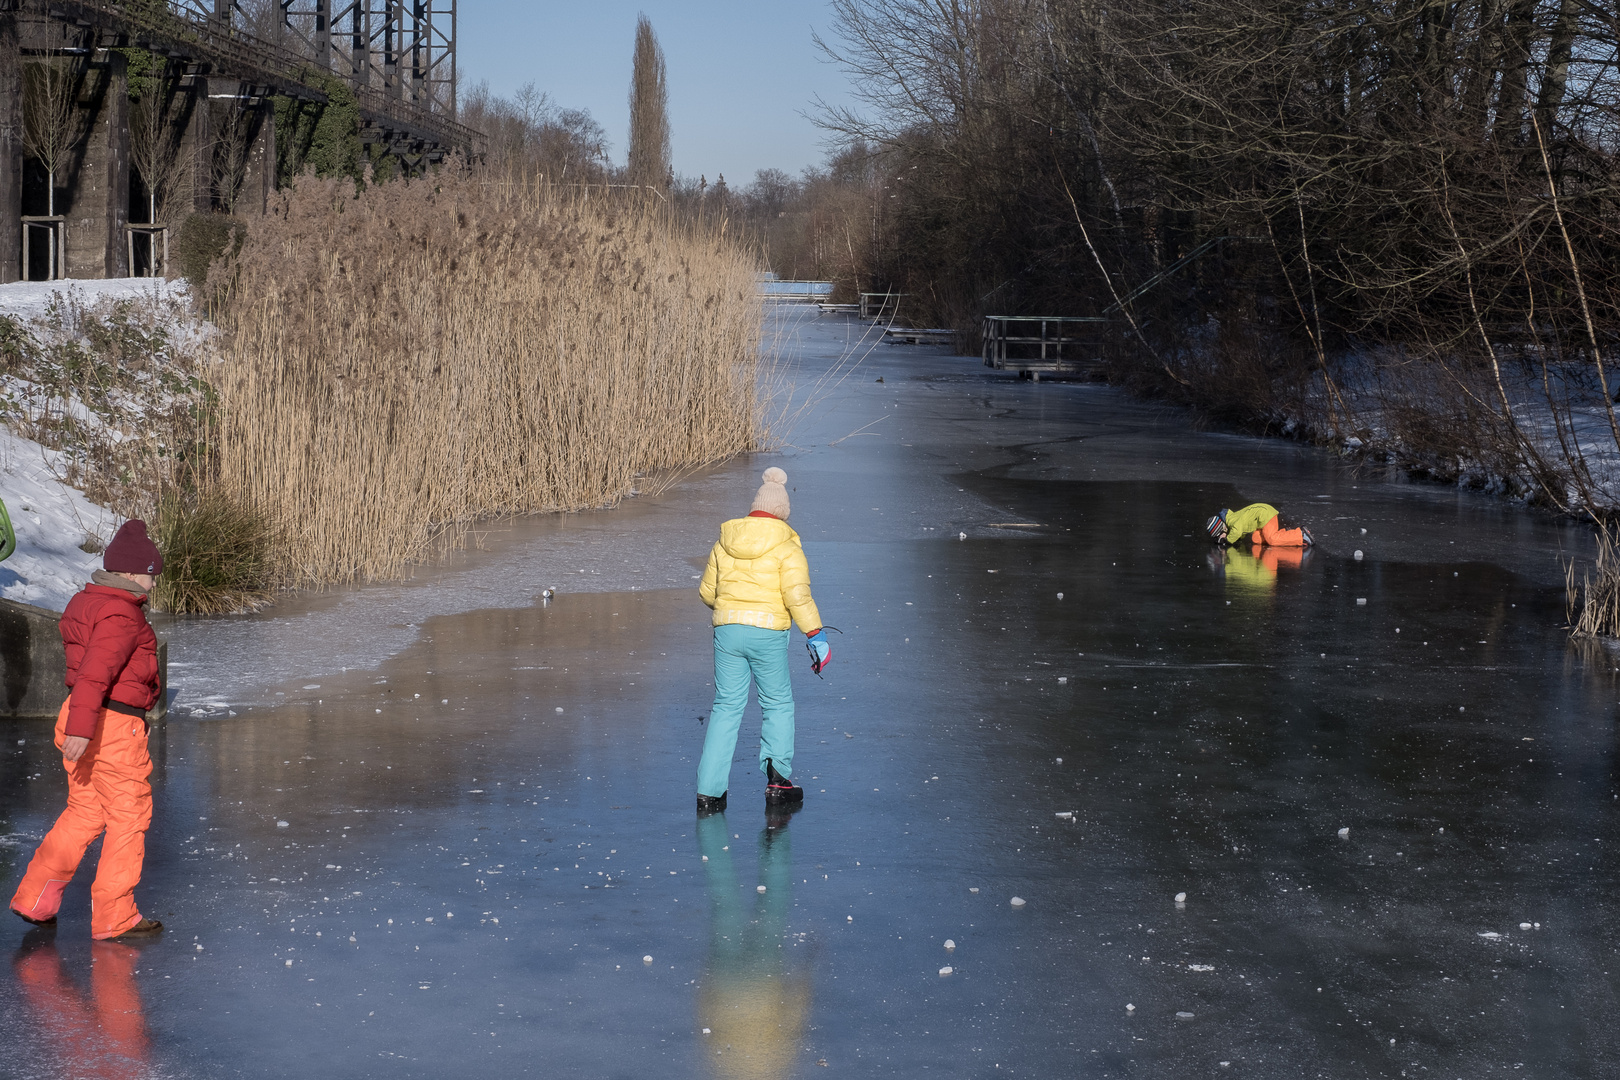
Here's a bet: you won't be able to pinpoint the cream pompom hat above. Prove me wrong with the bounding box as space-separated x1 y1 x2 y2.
750 467 791 519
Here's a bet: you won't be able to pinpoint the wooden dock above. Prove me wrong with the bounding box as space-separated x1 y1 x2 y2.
982 315 1108 377
884 327 956 346
860 292 906 320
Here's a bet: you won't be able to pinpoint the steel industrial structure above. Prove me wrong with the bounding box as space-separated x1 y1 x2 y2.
61 0 478 157
0 0 482 281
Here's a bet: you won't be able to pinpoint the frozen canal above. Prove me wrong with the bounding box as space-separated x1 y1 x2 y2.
3 308 1617 1077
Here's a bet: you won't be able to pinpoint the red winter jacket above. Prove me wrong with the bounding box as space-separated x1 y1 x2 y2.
59 582 161 739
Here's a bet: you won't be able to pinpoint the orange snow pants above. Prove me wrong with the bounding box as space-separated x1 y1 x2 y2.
1250 514 1307 547
10 700 153 939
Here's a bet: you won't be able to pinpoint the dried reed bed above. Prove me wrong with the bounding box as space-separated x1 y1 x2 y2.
1568 520 1620 639
210 170 763 585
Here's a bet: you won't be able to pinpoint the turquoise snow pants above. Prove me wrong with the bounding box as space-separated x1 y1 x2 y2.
697 625 794 798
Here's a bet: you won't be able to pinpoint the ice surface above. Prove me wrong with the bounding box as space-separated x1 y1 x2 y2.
3 307 1615 1077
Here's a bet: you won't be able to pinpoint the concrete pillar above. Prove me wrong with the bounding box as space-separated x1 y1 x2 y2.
179 75 213 214
240 99 276 215
0 15 21 284
64 50 128 279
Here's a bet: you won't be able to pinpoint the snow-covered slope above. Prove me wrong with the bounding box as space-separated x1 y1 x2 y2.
0 278 189 611
0 426 115 610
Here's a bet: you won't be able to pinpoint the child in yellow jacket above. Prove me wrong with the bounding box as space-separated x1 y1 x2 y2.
696 468 829 812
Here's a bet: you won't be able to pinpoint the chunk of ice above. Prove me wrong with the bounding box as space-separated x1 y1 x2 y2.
1176 1011 1195 1020
1009 896 1026 907
938 966 953 976
757 885 767 893
944 939 956 950
1174 892 1187 903
643 955 653 963
1337 827 1350 839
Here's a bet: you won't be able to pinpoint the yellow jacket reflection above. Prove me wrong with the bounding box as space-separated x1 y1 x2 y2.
696 814 810 1079
1216 544 1306 593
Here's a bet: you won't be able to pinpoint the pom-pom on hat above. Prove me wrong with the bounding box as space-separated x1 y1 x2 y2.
750 467 791 520
104 519 163 576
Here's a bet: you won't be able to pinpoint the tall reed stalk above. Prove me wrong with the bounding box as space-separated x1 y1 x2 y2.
209 169 763 585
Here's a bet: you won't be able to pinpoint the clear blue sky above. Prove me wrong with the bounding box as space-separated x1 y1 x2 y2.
459 1 855 185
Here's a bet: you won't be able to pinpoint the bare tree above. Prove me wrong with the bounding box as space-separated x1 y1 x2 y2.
21 53 86 218
626 15 670 191
129 77 192 227
213 98 254 214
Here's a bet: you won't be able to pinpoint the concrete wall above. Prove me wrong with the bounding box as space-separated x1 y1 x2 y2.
0 598 168 723
0 14 21 284
64 51 129 279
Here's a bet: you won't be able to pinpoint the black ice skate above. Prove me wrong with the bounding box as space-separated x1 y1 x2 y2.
697 792 728 814
765 759 804 806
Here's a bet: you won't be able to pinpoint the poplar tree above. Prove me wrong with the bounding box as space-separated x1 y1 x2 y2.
626 15 670 191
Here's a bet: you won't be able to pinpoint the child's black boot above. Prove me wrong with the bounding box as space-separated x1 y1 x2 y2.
697 792 727 814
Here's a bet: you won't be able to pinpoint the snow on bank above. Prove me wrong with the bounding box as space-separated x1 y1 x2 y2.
0 278 191 611
0 275 190 321
0 426 116 611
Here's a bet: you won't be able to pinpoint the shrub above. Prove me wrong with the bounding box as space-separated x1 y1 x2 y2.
172 212 245 292
151 487 276 615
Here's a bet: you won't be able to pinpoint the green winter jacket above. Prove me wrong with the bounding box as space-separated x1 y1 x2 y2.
1221 503 1279 545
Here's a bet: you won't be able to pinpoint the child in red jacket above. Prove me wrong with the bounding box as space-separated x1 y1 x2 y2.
11 520 165 940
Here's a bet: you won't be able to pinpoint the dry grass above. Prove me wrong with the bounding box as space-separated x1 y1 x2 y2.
1568 520 1620 639
208 167 763 585
151 486 277 614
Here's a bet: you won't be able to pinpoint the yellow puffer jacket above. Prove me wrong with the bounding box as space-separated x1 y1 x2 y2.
699 515 822 633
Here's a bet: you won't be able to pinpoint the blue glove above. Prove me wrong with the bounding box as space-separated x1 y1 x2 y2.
806 629 831 674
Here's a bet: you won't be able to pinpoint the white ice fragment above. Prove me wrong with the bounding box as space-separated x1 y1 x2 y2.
938 966 953 976
1353 550 1364 560
1055 811 1074 820
1337 827 1350 839
195 943 203 951
702 1028 711 1035
303 684 320 690
555 707 563 713
1009 896 1026 907
285 959 293 967
847 915 854 922
1478 931 1502 940
1055 757 1063 764
1356 598 1366 605
701 855 708 862
1519 922 1532 930
969 888 979 894
277 821 289 828
1176 1011 1195 1020
1125 1003 1135 1012
1057 676 1068 684
757 885 767 893
1189 964 1214 972
1056 592 1064 599
1175 892 1187 903
643 955 653 963
958 532 966 540
1360 528 1367 535
944 939 956 950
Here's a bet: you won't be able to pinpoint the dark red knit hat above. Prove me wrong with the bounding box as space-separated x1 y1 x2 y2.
104 519 163 576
